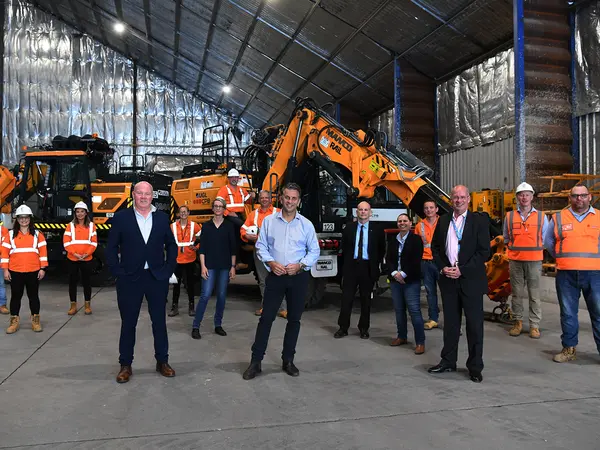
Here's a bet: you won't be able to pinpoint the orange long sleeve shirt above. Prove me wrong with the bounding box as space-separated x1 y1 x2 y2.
1 229 48 272
240 205 279 242
63 222 98 262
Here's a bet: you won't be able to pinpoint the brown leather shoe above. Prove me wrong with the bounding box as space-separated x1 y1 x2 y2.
116 365 132 383
156 362 176 377
414 344 425 355
390 338 408 346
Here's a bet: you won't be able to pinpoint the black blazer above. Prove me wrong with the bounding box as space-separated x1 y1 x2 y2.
106 208 178 281
342 221 386 280
386 232 424 284
431 211 491 295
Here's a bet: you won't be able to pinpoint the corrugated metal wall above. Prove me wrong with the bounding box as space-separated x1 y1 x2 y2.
440 137 516 192
578 112 600 174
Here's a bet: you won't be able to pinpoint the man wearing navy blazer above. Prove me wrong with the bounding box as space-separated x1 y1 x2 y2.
428 185 490 383
106 181 178 383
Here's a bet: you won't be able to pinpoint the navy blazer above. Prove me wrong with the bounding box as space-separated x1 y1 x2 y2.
106 208 178 281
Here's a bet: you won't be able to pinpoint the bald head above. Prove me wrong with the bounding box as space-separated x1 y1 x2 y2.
132 181 153 213
356 201 371 224
450 184 470 216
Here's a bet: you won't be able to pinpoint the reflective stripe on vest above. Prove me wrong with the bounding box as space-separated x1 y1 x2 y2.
9 230 40 255
226 185 246 208
252 207 277 227
419 222 431 248
172 221 196 247
506 210 543 252
64 223 96 247
555 210 600 261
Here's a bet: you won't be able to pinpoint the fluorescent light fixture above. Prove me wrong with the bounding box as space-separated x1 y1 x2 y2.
222 85 232 94
114 22 126 33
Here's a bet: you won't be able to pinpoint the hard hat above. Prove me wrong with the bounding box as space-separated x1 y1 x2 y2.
246 225 258 236
74 201 88 211
227 168 240 177
516 182 534 194
15 205 33 216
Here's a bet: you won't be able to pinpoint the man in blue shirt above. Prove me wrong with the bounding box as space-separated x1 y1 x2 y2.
243 183 320 380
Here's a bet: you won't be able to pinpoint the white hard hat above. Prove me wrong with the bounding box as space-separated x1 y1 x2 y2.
227 168 240 177
516 182 535 194
15 205 33 216
74 201 88 211
246 225 258 236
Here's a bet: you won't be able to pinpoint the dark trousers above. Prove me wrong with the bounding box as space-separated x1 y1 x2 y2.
439 278 484 374
251 271 309 363
116 270 169 366
338 260 374 331
172 262 196 305
68 260 92 303
9 271 40 316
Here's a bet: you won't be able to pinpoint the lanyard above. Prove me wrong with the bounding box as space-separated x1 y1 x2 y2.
451 215 466 253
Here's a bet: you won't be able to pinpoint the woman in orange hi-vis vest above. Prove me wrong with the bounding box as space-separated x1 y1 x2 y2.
63 201 98 316
2 205 48 334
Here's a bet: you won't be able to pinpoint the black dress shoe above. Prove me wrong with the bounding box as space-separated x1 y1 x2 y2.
282 361 300 377
188 304 195 317
191 328 201 339
215 326 227 336
168 306 179 317
469 372 483 383
333 329 348 338
242 362 262 380
427 363 457 374
359 330 370 339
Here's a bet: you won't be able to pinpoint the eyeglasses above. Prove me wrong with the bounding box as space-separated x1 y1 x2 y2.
213 204 225 209
570 194 589 199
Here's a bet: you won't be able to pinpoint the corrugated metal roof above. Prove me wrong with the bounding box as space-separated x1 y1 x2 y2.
27 0 513 127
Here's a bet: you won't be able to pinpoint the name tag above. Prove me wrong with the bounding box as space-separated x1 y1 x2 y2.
562 223 573 232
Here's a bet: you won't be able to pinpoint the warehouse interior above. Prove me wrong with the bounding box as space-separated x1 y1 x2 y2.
3 0 600 448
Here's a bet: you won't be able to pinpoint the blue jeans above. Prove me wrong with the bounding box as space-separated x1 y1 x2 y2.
0 275 6 307
556 270 600 352
421 260 439 322
193 269 230 328
391 280 425 345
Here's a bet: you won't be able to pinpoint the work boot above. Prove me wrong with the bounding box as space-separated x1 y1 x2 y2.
255 308 262 316
277 310 287 319
168 304 179 317
6 315 19 334
84 301 92 315
553 346 576 363
31 314 42 332
529 327 540 339
0 305 9 314
67 302 78 316
424 320 438 330
188 302 195 317
509 320 523 337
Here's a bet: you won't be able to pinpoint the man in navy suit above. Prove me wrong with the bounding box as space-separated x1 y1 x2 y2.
106 181 178 383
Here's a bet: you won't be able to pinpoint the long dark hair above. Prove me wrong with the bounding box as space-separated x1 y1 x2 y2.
12 216 36 238
72 209 91 227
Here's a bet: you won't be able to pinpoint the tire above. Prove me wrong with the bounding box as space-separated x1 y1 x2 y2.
305 275 326 309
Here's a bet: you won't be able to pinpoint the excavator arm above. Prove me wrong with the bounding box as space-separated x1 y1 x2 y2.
260 100 451 216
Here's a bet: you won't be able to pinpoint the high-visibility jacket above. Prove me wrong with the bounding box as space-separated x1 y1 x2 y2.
241 205 279 242
506 210 544 261
217 183 251 214
553 208 600 270
171 220 202 264
63 222 98 262
1 229 48 272
414 216 438 260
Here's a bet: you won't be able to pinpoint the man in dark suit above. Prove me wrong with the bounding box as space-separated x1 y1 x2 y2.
106 181 178 383
429 185 490 383
334 201 386 339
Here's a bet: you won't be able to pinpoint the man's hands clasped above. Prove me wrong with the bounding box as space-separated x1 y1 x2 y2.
268 261 303 276
442 265 462 279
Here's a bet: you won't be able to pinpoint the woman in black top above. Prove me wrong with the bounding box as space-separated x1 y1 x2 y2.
191 197 237 339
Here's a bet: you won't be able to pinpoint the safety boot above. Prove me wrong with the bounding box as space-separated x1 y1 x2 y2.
0 305 9 314
84 301 92 315
509 320 523 337
277 310 288 319
553 347 576 363
67 302 78 316
6 315 19 334
424 320 438 330
31 314 42 332
529 327 540 339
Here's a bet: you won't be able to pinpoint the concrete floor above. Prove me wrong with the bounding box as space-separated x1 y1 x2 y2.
1 274 600 449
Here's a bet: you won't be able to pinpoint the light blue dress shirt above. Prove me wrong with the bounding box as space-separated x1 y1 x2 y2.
256 211 320 272
353 221 369 260
543 207 596 258
134 205 156 269
503 206 550 243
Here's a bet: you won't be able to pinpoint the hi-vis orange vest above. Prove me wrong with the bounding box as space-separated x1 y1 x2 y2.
63 222 98 262
217 184 250 214
171 220 201 264
553 208 600 270
415 217 438 260
240 206 279 242
1 229 48 272
506 210 544 261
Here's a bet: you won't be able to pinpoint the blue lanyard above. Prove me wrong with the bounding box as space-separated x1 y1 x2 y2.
451 216 466 252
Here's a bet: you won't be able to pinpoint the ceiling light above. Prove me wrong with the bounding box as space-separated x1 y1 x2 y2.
114 22 126 33
222 85 232 94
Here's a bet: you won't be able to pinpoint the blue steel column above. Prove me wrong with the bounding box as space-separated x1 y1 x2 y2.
433 85 440 185
394 56 402 148
514 0 526 183
570 9 580 173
